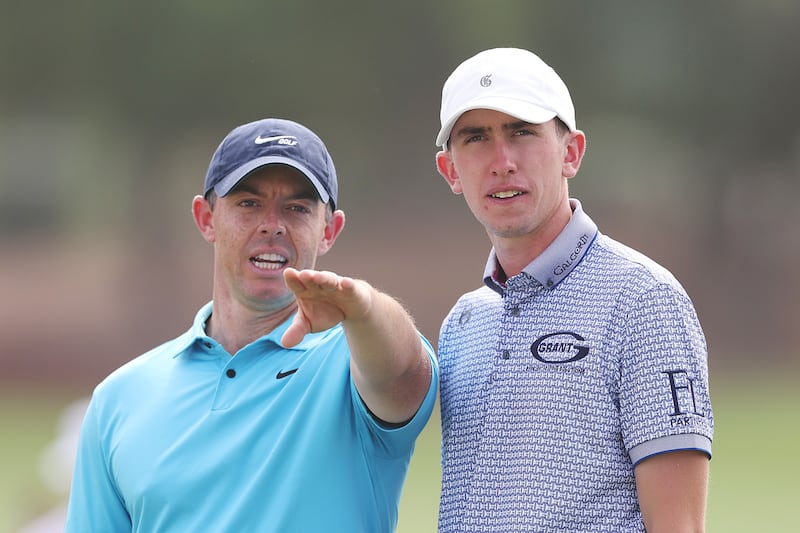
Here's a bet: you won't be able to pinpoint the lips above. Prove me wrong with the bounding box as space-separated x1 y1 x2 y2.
251 253 288 270
490 190 524 199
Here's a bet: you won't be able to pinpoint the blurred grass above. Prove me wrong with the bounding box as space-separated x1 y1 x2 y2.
396 403 441 533
0 388 72 533
2 374 798 532
705 374 798 532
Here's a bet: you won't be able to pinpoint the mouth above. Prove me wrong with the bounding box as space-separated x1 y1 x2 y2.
490 190 524 199
251 253 288 270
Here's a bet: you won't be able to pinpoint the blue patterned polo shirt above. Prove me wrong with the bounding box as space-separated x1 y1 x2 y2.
437 199 713 532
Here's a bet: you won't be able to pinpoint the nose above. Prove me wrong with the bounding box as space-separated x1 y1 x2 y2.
489 140 517 176
259 210 285 236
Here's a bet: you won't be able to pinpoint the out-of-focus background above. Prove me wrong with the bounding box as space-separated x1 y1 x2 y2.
2 2 798 532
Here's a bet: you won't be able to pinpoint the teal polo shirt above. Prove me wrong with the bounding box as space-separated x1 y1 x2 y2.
66 302 438 533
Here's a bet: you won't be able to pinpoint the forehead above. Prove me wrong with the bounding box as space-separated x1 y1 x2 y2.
231 164 318 197
453 108 535 131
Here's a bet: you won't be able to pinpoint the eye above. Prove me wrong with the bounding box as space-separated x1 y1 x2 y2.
287 203 312 214
237 198 258 208
464 133 485 144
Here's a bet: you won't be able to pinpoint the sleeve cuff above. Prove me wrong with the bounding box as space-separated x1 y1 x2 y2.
629 433 712 466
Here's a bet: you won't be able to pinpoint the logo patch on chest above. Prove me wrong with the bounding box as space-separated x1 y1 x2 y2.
530 331 589 363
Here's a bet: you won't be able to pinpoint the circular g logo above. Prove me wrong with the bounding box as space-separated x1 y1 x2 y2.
531 332 589 364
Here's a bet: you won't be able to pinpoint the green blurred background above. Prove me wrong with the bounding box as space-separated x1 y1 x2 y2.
2 1 798 531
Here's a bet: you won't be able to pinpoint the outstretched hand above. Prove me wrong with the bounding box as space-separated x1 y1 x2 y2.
281 267 373 348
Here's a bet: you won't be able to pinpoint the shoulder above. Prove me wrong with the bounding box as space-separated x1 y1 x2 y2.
587 233 690 297
453 285 501 307
439 286 501 346
94 332 192 397
442 285 500 323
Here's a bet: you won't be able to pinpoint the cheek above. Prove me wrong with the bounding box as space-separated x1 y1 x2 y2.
457 175 483 202
215 218 255 253
294 221 328 252
451 152 485 186
216 220 244 241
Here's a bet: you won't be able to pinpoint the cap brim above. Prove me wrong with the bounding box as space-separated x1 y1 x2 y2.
436 97 559 147
213 156 331 204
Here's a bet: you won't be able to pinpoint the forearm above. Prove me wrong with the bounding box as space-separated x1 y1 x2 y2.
281 269 433 423
635 449 710 532
343 282 432 423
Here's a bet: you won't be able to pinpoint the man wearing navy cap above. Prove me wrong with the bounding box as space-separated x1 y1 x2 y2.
65 118 438 532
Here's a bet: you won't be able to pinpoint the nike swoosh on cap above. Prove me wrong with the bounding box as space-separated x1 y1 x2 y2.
254 135 297 145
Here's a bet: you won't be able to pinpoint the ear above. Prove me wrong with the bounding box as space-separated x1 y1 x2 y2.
563 129 587 179
317 209 346 256
436 150 463 195
192 195 216 244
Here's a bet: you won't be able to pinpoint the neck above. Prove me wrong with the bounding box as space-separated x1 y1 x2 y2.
206 298 297 355
491 202 573 279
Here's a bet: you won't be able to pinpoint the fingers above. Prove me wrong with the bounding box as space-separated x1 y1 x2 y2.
282 268 370 339
281 269 356 348
284 268 355 295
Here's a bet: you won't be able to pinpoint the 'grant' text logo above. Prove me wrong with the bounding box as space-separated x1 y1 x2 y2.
531 331 590 364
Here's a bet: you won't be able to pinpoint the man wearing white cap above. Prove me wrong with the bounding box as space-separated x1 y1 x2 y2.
434 48 713 532
65 118 438 532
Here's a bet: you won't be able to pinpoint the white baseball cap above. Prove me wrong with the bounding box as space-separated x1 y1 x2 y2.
436 48 576 147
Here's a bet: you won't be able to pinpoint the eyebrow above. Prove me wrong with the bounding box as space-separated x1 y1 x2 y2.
452 119 538 139
229 181 320 202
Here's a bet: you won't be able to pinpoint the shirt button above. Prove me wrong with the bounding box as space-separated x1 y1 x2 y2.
510 306 520 316
501 350 510 359
226 369 236 378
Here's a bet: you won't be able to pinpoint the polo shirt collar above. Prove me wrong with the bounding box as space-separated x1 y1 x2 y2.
483 198 598 294
171 301 334 358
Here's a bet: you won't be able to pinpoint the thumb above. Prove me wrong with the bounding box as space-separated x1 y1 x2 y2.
281 311 310 348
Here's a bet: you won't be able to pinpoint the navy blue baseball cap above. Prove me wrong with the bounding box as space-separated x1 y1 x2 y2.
204 118 338 208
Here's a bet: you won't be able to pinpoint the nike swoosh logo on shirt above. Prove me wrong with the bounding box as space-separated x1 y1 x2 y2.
276 368 298 379
254 135 297 145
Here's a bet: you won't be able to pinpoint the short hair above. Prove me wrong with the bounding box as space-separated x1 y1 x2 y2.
554 117 571 137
